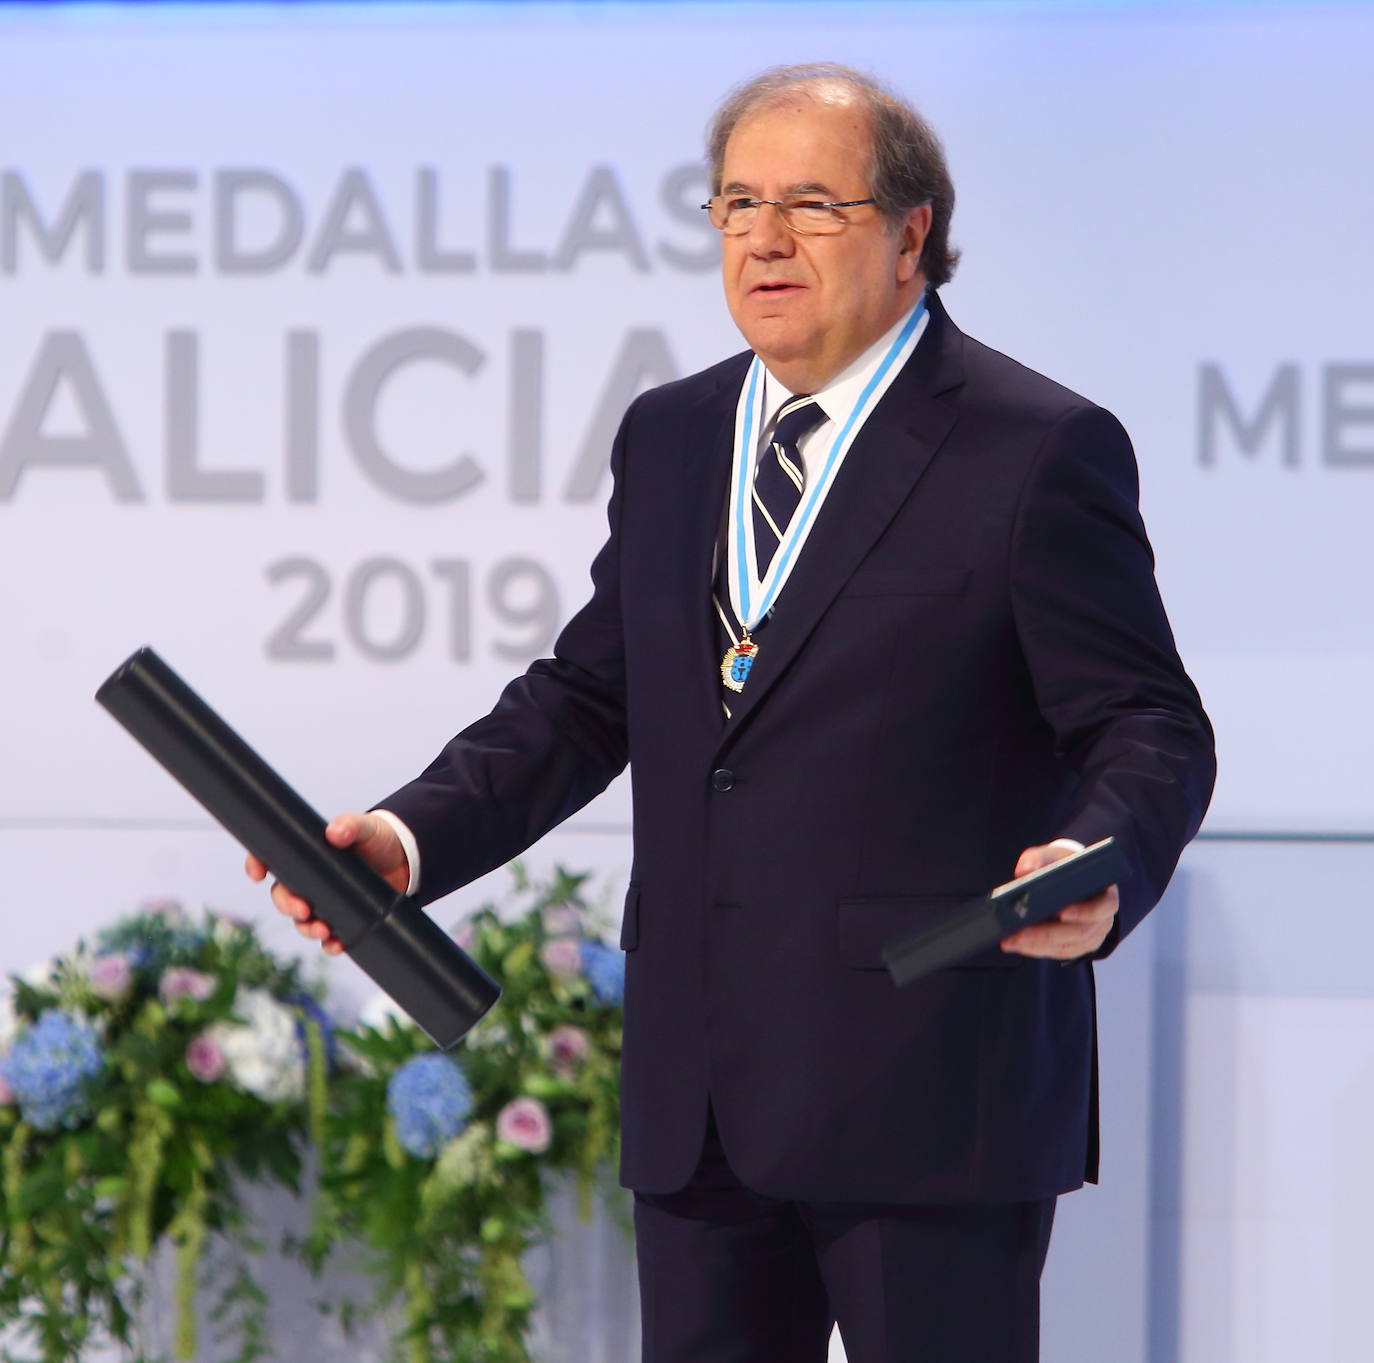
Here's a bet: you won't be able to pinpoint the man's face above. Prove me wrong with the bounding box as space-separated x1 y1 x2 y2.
718 92 928 392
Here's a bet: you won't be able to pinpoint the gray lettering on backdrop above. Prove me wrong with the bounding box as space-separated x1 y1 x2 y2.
1 170 105 273
344 557 426 660
1323 365 1374 468
416 167 477 274
127 170 197 276
306 168 403 274
1198 363 1300 467
344 327 486 501
166 331 265 502
488 557 560 662
0 331 143 501
657 163 717 273
2 165 715 275
488 165 548 274
508 330 543 504
286 331 320 502
564 328 678 502
553 165 650 273
215 169 304 275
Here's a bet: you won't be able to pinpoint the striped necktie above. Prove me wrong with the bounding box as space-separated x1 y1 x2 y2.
712 395 825 710
752 394 823 577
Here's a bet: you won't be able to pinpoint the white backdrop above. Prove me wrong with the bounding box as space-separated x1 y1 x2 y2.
2 3 1371 1360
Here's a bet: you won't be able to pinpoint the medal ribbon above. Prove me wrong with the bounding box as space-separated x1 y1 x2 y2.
729 294 929 633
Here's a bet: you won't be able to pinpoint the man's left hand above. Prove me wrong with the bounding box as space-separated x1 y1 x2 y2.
999 843 1118 961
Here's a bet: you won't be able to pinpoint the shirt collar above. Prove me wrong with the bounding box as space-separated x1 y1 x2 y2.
759 297 926 430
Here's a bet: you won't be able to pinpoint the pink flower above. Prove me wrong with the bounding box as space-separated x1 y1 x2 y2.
547 1024 589 1078
452 921 477 953
496 1097 553 1154
160 968 215 1004
141 899 186 925
539 938 583 980
185 1033 226 1083
541 906 582 936
0 1072 14 1105
88 954 133 1002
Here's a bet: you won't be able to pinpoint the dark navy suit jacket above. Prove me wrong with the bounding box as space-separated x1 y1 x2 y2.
381 292 1215 1204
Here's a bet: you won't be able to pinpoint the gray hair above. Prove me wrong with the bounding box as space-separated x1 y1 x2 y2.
706 62 960 289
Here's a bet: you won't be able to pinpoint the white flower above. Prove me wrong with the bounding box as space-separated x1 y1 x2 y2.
541 905 582 936
22 957 59 991
358 990 415 1033
465 1019 510 1051
0 991 18 1053
209 911 253 947
204 988 305 1104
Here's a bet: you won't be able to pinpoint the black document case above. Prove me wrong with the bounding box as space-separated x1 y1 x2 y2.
96 647 500 1048
882 837 1129 987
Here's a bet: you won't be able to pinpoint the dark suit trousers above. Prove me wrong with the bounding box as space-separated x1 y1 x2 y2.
634 1107 1056 1363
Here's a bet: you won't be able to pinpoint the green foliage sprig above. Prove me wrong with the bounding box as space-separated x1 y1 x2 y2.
304 866 626 1363
0 905 322 1363
0 869 628 1363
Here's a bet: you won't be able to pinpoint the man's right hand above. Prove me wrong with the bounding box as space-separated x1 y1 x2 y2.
244 812 411 957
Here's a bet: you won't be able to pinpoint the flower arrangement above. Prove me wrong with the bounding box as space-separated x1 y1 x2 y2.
302 865 626 1363
0 903 324 1362
0 868 627 1363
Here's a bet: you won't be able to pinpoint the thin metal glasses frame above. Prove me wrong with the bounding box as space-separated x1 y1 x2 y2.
700 195 879 235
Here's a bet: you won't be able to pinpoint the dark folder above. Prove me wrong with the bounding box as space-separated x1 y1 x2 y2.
882 837 1130 987
96 647 500 1048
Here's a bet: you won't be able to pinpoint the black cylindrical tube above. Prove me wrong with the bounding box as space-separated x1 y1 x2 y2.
96 647 499 1048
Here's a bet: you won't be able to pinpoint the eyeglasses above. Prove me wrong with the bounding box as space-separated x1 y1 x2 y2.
700 195 879 236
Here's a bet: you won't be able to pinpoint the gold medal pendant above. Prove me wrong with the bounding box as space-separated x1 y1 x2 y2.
721 633 759 693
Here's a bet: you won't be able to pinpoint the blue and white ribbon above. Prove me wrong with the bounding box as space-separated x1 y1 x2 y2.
726 294 929 633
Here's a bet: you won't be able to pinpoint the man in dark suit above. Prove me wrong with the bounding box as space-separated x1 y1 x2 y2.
254 63 1213 1363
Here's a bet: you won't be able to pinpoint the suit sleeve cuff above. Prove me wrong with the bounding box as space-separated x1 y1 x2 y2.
370 808 421 896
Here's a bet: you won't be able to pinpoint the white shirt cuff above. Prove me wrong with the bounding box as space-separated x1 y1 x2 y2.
370 808 421 896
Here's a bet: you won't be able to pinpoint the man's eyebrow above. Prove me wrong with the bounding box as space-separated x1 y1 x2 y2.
718 180 841 198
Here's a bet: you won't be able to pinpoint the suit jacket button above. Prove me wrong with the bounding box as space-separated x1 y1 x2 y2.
711 768 734 792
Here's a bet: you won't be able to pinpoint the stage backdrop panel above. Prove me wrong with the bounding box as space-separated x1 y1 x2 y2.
1 4 1370 1362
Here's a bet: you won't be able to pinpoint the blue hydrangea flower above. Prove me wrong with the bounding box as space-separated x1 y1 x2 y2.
386 1054 473 1158
289 993 338 1073
96 909 205 974
580 941 625 1006
0 1009 105 1131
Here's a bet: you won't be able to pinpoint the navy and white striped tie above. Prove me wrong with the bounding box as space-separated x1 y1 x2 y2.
712 395 825 711
751 395 823 577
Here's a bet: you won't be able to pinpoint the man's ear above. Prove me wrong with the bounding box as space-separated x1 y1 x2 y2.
895 203 933 283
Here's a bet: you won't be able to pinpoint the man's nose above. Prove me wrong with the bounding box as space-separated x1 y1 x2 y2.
746 202 795 257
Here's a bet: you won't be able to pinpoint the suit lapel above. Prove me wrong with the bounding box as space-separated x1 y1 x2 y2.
716 298 965 744
663 358 748 733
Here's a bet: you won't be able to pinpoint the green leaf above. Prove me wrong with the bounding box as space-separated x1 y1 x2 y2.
520 1074 564 1099
146 1078 183 1108
503 941 536 977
